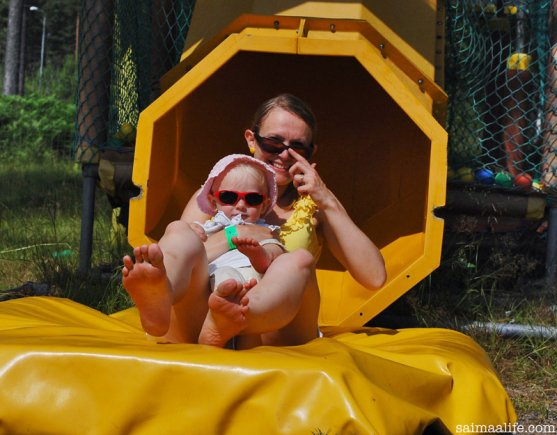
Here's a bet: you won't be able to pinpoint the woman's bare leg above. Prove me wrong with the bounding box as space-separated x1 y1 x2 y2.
122 220 211 343
260 270 320 346
236 249 319 346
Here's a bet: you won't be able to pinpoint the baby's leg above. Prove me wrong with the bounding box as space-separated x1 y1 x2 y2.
122 244 174 337
198 278 255 347
233 236 275 273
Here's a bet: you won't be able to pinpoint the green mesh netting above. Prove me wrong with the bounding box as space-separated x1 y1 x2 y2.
445 0 556 193
73 0 195 164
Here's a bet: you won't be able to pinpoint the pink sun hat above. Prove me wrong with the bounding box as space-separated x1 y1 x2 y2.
196 154 278 216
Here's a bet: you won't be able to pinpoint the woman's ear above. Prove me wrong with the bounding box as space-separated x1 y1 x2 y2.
310 143 318 158
245 129 256 155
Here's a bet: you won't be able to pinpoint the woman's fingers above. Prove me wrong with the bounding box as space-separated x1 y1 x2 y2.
288 148 312 171
287 150 332 206
292 172 305 188
288 151 320 189
288 150 315 183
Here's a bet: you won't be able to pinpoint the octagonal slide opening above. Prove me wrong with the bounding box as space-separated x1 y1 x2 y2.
131 46 444 327
142 52 431 269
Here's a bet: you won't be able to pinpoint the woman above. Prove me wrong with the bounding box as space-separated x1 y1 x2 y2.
122 94 386 347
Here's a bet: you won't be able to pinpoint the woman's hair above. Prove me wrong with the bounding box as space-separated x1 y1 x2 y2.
251 94 317 139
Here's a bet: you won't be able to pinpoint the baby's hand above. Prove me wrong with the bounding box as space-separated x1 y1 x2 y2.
189 223 208 242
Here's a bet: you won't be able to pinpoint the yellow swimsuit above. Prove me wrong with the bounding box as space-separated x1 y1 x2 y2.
279 195 322 260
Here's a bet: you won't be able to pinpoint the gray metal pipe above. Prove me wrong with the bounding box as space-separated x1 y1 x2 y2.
463 321 557 340
442 186 546 220
78 164 98 274
546 200 557 285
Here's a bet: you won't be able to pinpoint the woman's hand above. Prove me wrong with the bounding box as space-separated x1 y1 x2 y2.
288 149 334 209
189 223 208 242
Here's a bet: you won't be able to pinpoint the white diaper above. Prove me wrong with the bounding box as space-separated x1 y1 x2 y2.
209 265 262 291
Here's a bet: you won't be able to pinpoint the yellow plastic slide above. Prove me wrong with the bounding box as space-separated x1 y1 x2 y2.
0 297 515 434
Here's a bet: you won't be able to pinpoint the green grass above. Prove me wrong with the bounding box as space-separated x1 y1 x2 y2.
0 155 132 313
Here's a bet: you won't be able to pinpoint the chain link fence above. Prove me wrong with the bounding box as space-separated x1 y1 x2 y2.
74 0 195 165
446 0 557 195
72 0 195 271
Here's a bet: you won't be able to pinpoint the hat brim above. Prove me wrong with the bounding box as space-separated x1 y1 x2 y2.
196 154 278 216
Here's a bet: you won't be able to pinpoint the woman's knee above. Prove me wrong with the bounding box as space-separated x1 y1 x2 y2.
164 220 192 236
160 220 204 255
288 248 315 270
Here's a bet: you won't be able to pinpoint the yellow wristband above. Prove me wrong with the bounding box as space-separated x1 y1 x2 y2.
224 225 238 249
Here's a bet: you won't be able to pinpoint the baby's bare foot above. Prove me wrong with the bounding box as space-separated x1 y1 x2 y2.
122 244 173 337
198 279 249 347
234 237 271 273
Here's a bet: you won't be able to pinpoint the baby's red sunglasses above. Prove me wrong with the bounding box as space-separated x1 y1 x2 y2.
214 190 267 207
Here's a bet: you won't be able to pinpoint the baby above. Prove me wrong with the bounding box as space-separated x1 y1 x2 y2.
192 154 286 291
122 154 286 348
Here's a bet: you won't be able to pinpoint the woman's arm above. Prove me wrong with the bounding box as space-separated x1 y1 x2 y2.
181 189 275 263
317 195 386 289
288 150 386 289
180 188 210 223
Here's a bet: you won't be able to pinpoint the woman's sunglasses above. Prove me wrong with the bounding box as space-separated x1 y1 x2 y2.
214 190 267 207
254 132 313 159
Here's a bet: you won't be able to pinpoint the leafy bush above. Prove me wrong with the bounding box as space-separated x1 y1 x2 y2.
0 94 75 161
25 55 78 102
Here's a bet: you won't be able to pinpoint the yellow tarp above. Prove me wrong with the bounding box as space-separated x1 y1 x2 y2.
0 297 515 434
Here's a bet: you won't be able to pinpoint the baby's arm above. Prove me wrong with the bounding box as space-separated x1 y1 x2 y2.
232 237 285 274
